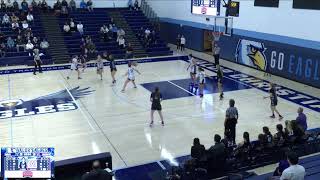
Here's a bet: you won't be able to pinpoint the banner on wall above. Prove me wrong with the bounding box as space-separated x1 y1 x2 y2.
232 38 320 88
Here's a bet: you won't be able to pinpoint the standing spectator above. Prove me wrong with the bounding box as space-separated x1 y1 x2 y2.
0 43 6 57
61 0 69 15
16 35 26 52
40 38 49 52
191 138 206 161
22 20 29 29
27 12 34 24
125 43 133 59
21 0 29 13
296 107 307 132
41 0 49 12
80 0 87 11
118 36 125 49
180 35 186 52
6 37 15 50
176 34 181 51
213 43 220 65
33 48 42 75
53 0 62 16
1 0 6 12
77 21 84 35
134 0 139 10
63 22 71 34
13 0 19 12
87 0 93 12
26 40 34 55
69 0 76 11
81 160 112 180
2 13 10 26
224 99 238 143
280 152 305 180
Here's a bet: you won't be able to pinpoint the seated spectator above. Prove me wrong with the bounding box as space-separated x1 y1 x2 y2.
2 14 10 26
16 35 26 52
27 12 34 24
77 21 84 35
87 0 93 12
33 36 39 48
63 22 71 34
85 35 92 44
40 38 49 51
41 0 49 12
0 43 6 57
112 25 118 39
11 13 19 23
13 0 19 12
134 0 139 11
118 36 125 49
234 132 251 162
296 107 307 132
87 42 96 56
263 126 273 144
26 40 34 55
221 130 235 155
100 25 109 41
128 0 133 10
291 120 305 144
11 21 19 31
81 160 112 180
80 0 87 10
145 28 151 38
254 134 268 153
53 0 62 16
6 36 15 49
285 120 293 137
118 28 125 38
21 0 29 12
69 18 76 32
24 28 34 40
1 0 6 12
280 151 305 180
69 0 76 11
274 124 286 147
273 151 290 177
31 0 39 11
61 0 68 15
207 134 226 177
125 43 133 59
0 31 4 43
191 138 206 161
7 0 13 12
22 21 29 29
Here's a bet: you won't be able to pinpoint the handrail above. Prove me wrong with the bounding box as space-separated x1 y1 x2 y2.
140 0 160 31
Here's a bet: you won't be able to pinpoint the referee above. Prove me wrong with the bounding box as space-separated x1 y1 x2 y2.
224 99 238 143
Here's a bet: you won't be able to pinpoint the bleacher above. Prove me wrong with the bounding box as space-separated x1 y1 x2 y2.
0 12 52 66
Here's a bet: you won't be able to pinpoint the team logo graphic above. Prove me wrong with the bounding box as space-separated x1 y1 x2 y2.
0 87 94 119
235 39 267 71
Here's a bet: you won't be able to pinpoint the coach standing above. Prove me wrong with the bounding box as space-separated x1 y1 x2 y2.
213 43 220 65
224 99 238 143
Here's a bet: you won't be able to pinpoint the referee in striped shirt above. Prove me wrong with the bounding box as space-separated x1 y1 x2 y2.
224 99 238 143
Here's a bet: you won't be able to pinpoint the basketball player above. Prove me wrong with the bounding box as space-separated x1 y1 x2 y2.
109 55 117 84
121 61 141 92
96 55 105 80
197 67 206 98
67 55 81 80
264 83 283 120
217 65 224 100
79 54 87 72
150 87 164 127
187 54 198 91
33 49 43 75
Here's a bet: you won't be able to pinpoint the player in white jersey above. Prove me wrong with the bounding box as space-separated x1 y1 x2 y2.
121 61 141 92
96 55 104 80
67 55 81 80
197 67 206 98
187 54 198 92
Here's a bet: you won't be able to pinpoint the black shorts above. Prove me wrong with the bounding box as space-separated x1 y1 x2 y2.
271 100 278 107
200 79 205 84
110 68 117 72
151 104 162 111
128 78 134 81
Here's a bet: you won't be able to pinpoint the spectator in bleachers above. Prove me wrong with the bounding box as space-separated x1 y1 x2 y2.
118 36 125 49
21 0 29 13
33 36 39 49
22 20 29 29
273 151 290 177
85 35 91 44
87 0 93 12
2 13 10 26
7 0 13 12
53 0 62 16
296 107 307 132
291 120 305 144
6 36 15 50
285 120 293 137
63 22 71 34
0 43 6 57
87 41 96 56
274 124 286 147
144 28 150 38
69 18 76 32
11 13 19 23
118 28 125 38
222 130 235 151
224 99 238 143
280 151 305 180
128 0 133 10
134 0 139 11
100 25 109 41
80 0 87 11
207 134 226 177
111 25 118 39
1 0 6 12
13 0 19 12
61 0 69 16
125 43 133 59
26 40 34 55
235 132 251 161
11 21 19 31
40 38 49 52
31 0 39 12
69 0 76 11
254 134 268 153
0 31 4 43
24 28 34 40
263 126 273 144
16 35 26 52
27 12 34 24
180 35 186 51
41 0 49 12
77 21 84 35
81 160 112 180
191 138 206 161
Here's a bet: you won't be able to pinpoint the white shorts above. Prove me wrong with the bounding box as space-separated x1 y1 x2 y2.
71 64 78 70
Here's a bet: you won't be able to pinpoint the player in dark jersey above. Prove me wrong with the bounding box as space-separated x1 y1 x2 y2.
264 83 283 120
79 54 87 72
217 65 224 100
150 87 164 127
109 55 117 84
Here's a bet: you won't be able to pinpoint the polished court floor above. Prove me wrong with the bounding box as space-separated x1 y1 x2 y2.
0 56 320 171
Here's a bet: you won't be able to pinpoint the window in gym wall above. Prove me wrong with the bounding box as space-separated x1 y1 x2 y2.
254 0 279 7
293 0 320 10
